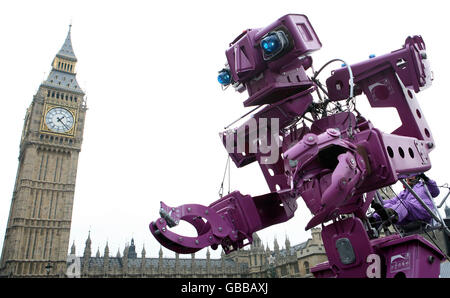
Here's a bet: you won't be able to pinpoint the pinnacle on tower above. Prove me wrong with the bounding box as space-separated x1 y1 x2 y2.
44 24 84 95
123 245 129 259
104 242 110 257
274 237 279 251
56 24 77 62
141 245 146 258
285 235 291 249
83 232 92 258
70 241 76 255
85 231 91 245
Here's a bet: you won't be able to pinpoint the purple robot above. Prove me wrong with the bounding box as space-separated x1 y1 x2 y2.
150 14 448 277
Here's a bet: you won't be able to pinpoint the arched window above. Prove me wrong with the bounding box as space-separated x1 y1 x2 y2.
281 265 287 276
304 261 310 274
58 61 61 68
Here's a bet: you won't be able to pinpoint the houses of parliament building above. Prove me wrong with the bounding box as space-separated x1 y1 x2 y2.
66 230 326 278
0 26 327 278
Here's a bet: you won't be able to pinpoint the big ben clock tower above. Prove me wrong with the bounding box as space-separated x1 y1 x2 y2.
0 25 87 277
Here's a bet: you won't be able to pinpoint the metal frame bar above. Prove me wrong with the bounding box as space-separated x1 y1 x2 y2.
400 179 450 236
437 188 450 208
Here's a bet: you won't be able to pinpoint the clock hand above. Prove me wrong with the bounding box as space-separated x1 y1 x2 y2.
57 117 70 130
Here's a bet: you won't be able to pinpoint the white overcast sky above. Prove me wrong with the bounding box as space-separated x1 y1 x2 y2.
1 0 450 260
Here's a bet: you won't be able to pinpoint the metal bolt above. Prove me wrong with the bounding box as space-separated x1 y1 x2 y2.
218 227 223 232
427 142 434 149
307 136 314 142
205 210 209 215
195 240 199 245
162 227 166 232
187 207 191 212
178 237 183 242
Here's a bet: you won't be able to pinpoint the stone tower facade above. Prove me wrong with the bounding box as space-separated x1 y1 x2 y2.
0 26 86 277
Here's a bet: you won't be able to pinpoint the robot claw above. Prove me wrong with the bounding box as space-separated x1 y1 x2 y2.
150 191 263 254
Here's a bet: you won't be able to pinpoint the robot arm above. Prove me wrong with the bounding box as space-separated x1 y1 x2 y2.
325 35 434 144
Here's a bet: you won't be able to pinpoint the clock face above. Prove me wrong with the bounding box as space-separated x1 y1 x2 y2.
45 107 74 133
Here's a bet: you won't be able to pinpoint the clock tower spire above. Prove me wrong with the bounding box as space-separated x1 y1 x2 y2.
0 25 87 277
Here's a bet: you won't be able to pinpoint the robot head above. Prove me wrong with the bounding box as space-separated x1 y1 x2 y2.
218 14 322 107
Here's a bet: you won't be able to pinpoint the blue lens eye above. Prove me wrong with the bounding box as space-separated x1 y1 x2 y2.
218 70 231 85
261 34 282 54
260 31 288 61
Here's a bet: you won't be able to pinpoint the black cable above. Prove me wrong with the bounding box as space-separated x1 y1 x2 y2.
311 77 331 98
